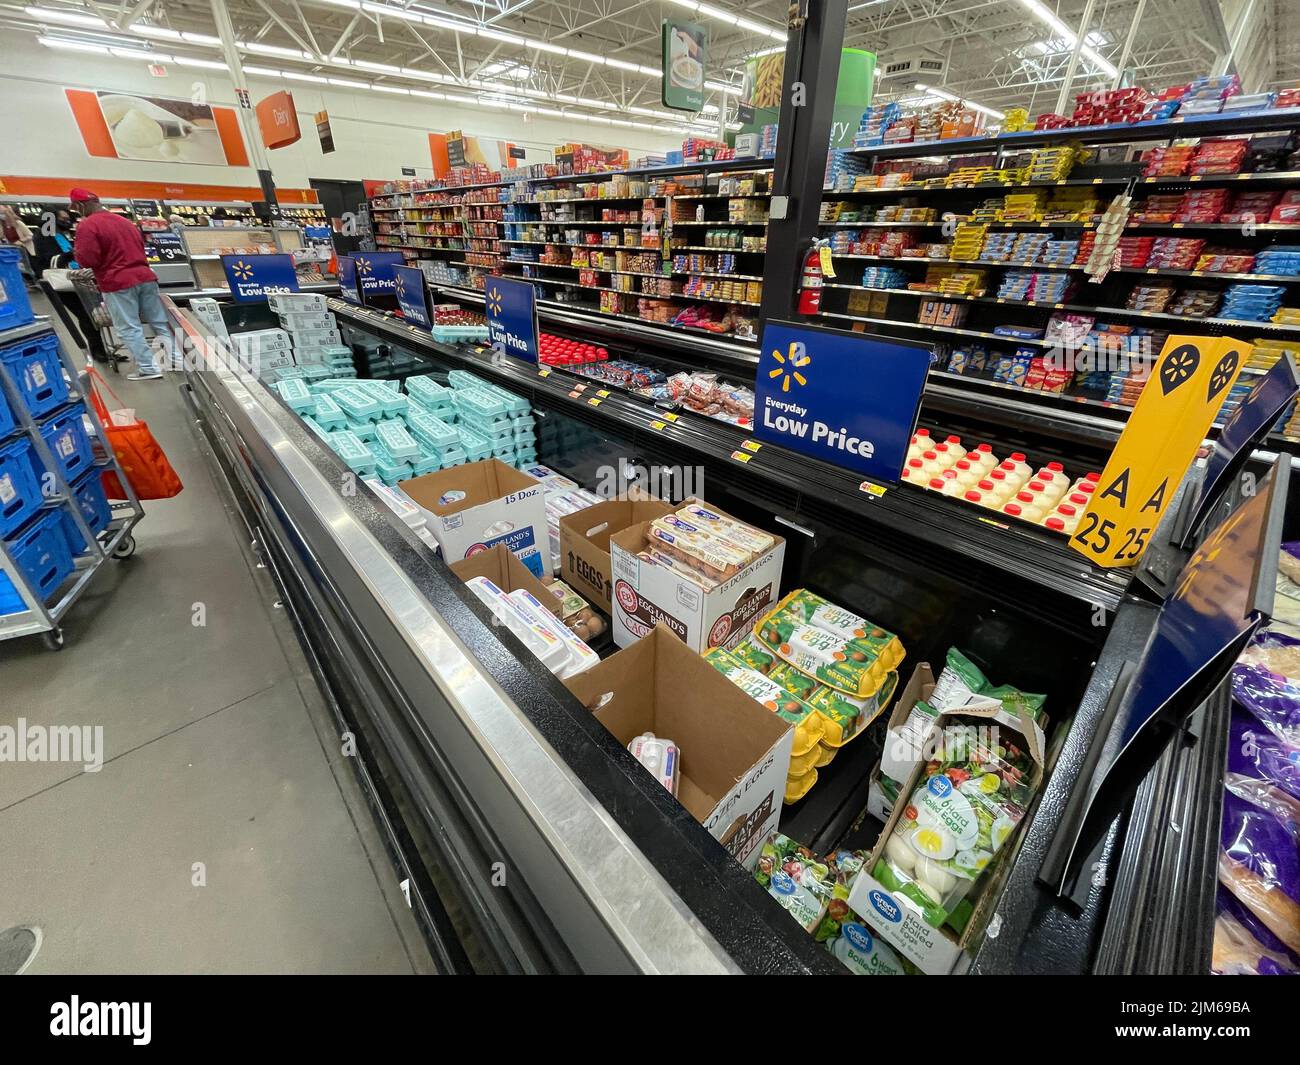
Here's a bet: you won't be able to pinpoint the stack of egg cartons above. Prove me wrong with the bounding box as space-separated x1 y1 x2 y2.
404 374 465 471
447 370 538 468
268 292 342 368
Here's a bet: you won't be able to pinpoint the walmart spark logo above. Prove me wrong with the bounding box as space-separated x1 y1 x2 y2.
767 341 811 393
395 274 407 299
231 259 255 282
356 256 372 275
487 285 504 317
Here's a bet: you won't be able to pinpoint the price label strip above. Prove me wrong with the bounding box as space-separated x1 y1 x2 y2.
1069 335 1245 568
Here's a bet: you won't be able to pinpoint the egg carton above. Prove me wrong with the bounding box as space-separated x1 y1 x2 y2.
405 375 456 412
311 377 365 394
368 439 413 486
356 381 409 416
454 388 513 426
408 451 442 477
328 430 377 473
376 419 421 461
345 418 378 442
406 409 459 451
438 444 468 468
275 377 316 413
333 385 383 422
312 393 347 430
456 425 493 462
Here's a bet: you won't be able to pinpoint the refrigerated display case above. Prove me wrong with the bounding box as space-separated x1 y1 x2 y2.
167 280 1293 974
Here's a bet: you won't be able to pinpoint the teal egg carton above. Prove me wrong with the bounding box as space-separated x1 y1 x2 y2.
485 387 531 416
514 429 537 447
274 366 308 381
456 425 492 462
346 418 378 442
408 451 441 477
405 375 456 412
463 417 515 445
406 408 459 451
515 450 538 468
492 442 516 461
447 369 489 391
439 444 467 467
275 378 316 413
368 439 413 486
313 393 347 429
376 419 420 460
300 365 336 381
357 381 409 416
316 345 353 360
333 384 383 422
455 388 512 426
328 430 377 473
430 322 490 344
511 413 535 431
311 377 363 394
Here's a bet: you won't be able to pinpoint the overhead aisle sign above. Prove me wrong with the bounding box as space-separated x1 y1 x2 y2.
1069 335 1246 568
221 253 299 302
752 320 931 483
393 265 432 329
485 276 539 364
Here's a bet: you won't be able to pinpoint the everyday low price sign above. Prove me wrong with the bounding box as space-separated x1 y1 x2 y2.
337 255 361 304
753 321 931 483
485 276 539 363
221 253 300 302
353 251 407 297
1070 335 1245 568
393 264 431 329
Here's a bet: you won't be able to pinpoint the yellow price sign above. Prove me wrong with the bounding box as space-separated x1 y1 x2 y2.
819 246 837 279
1069 335 1245 568
650 419 667 430
730 450 752 464
741 439 762 453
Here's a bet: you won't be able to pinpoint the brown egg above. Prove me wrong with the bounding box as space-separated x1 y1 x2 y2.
572 620 590 641
585 613 606 636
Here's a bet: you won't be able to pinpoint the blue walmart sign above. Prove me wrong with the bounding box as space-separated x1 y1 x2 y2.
337 256 361 304
485 276 539 364
353 251 407 296
221 254 300 303
753 321 930 484
393 265 432 329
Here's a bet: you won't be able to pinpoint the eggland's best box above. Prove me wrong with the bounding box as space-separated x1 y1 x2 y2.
400 459 548 577
608 498 785 653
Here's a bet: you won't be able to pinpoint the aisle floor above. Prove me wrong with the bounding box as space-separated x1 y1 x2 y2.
0 299 433 974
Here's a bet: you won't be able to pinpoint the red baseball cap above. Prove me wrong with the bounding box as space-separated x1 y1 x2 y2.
69 187 98 202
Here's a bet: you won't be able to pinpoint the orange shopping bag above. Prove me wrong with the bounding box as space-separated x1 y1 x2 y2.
86 366 183 501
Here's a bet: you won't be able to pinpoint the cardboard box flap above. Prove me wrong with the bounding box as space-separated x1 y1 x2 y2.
560 497 671 551
450 544 560 619
403 459 540 520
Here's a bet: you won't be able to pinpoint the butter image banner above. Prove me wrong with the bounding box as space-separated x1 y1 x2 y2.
1069 335 1245 569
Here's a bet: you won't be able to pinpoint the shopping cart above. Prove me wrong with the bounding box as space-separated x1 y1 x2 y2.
69 270 125 374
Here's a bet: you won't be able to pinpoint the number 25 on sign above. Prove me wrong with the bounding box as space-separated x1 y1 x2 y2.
1070 336 1244 568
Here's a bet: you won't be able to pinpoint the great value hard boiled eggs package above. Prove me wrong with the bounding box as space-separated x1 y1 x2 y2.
847 649 1048 974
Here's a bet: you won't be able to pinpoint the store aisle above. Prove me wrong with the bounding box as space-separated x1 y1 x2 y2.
0 301 432 973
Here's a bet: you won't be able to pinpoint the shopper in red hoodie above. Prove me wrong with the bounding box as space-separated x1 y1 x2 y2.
70 187 175 380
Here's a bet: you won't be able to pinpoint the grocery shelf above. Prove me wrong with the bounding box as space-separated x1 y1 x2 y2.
510 195 661 204
823 169 1300 196
819 309 1055 345
829 252 1090 270
501 239 659 250
671 244 768 253
669 219 770 226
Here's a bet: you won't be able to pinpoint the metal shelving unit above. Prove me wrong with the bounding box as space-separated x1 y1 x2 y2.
0 319 144 650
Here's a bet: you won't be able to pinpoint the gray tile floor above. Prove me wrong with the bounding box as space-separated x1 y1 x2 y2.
0 297 433 973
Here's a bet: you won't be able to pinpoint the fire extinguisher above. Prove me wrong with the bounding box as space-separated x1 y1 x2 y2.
797 240 825 315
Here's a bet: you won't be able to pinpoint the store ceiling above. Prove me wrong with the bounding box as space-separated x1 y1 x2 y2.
3 0 1291 133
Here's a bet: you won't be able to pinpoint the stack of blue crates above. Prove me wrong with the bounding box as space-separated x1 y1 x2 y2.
0 316 106 615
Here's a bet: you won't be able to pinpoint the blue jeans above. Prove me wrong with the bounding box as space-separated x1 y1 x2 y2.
103 281 172 374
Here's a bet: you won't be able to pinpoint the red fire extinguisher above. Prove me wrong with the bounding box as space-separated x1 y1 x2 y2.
797 241 824 315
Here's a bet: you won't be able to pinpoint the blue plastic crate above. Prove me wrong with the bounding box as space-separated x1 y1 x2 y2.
0 247 34 332
39 402 94 482
61 470 111 555
0 382 14 440
0 436 44 537
1 332 69 417
0 510 74 614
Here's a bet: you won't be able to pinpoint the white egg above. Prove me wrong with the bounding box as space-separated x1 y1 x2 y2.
915 880 944 905
885 833 916 874
915 856 957 896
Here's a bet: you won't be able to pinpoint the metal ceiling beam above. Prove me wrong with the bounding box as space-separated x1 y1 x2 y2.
250 0 320 57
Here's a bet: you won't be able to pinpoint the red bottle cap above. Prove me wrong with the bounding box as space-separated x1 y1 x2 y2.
928 478 946 490
964 490 983 502
1057 503 1077 516
1047 461 1064 472
990 469 1007 482
978 479 995 491
976 442 992 453
1084 471 1100 483
1069 492 1088 505
1078 482 1096 493
924 450 938 460
946 435 961 444
1045 517 1066 531
1028 480 1046 493
955 459 972 471
908 458 923 469
1004 503 1023 516
1011 452 1027 462
1016 490 1035 503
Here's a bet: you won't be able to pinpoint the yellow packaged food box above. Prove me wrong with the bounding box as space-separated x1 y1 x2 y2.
785 767 818 803
702 648 825 757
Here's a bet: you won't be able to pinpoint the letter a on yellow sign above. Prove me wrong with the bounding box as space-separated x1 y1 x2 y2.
1069 335 1245 568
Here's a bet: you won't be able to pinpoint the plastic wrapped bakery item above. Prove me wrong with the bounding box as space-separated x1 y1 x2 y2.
871 718 1042 928
754 834 834 931
1213 887 1300 974
1212 895 1300 975
1218 709 1300 955
1232 630 1300 745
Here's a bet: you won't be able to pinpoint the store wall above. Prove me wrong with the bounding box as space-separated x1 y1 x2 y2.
0 36 684 194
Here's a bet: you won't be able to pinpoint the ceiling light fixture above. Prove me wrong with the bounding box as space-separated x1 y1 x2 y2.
914 82 1005 120
24 6 107 29
1017 0 1118 78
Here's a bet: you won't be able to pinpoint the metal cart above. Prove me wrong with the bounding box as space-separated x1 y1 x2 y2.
70 270 125 373
0 319 145 650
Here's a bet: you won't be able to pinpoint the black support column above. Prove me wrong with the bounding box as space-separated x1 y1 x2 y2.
759 0 851 326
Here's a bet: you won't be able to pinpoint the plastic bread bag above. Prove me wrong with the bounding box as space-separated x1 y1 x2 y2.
871 718 1041 929
1218 711 1300 955
1232 630 1300 746
753 834 833 931
1278 541 1300 586
1212 888 1300 975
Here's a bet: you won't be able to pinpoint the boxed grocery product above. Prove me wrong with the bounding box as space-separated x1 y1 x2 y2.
450 543 560 620
878 661 938 781
189 297 229 339
400 458 548 576
847 650 1048 974
563 625 793 869
559 497 673 611
608 499 786 652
